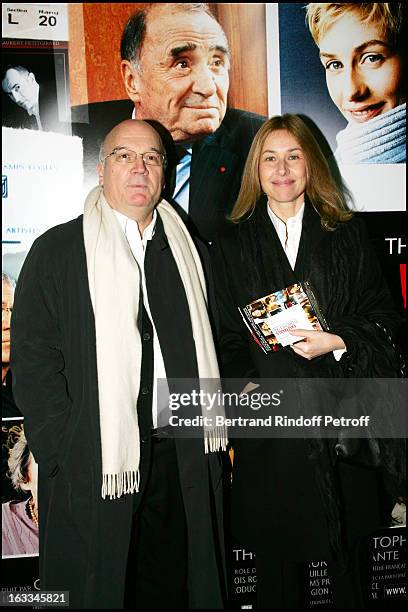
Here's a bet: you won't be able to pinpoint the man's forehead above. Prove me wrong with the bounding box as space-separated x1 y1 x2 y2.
105 122 161 150
145 7 229 52
3 69 24 89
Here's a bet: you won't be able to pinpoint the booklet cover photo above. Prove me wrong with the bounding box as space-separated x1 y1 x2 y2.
239 281 330 354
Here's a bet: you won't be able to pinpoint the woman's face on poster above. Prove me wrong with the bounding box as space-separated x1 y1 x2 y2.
318 12 405 125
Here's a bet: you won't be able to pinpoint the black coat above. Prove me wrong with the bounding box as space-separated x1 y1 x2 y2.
71 102 265 242
11 215 225 609
211 199 404 567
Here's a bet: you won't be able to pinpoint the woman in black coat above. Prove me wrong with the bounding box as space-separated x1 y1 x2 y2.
211 115 404 608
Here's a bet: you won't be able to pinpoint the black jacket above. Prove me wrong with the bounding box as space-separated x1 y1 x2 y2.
211 199 404 566
11 214 225 609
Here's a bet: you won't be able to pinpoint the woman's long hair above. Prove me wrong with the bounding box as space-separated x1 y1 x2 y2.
229 114 353 229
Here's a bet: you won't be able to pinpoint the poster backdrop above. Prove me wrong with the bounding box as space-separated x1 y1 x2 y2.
2 2 406 608
2 2 82 597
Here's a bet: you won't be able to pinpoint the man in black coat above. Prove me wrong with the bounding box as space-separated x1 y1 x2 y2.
11 119 227 609
72 3 265 243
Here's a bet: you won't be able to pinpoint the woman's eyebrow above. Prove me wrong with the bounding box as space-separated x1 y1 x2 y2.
320 39 391 59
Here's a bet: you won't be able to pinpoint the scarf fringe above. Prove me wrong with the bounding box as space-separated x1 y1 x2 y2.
205 426 228 453
102 469 140 500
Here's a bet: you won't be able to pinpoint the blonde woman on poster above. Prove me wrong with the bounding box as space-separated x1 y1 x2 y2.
306 3 406 163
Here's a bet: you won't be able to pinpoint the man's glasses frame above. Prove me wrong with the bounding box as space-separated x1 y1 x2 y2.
101 146 167 167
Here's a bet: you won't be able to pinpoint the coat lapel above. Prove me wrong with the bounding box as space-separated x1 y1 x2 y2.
294 199 325 280
252 199 326 297
189 134 239 207
188 128 240 242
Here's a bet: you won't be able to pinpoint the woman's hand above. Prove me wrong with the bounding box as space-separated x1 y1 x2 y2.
289 329 345 360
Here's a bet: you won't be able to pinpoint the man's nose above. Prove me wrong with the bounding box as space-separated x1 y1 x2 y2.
10 90 22 104
130 155 148 173
191 65 217 97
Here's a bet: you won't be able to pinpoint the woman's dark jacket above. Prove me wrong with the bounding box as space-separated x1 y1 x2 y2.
211 198 404 568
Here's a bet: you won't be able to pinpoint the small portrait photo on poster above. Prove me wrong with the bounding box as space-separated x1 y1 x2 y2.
1 44 71 135
2 423 39 558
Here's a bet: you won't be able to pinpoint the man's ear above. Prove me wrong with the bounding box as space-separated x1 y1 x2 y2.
121 60 141 104
97 162 104 186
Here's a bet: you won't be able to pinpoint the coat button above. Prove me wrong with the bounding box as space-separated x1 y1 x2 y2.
141 386 149 395
143 332 151 341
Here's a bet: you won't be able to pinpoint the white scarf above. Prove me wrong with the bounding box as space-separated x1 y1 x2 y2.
83 186 227 499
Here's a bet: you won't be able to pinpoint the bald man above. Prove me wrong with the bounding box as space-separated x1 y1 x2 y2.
11 119 226 609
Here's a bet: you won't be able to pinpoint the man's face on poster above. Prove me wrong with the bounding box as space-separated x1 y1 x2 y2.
2 278 14 367
2 68 38 115
318 12 405 125
122 6 230 143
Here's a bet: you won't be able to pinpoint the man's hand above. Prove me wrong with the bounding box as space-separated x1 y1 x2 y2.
289 329 346 360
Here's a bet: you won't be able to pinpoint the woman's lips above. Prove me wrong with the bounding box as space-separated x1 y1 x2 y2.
345 101 385 123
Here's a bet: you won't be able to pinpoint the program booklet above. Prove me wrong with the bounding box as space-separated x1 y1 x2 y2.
239 281 330 354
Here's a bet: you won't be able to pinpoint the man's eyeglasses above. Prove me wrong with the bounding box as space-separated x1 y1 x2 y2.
102 147 166 167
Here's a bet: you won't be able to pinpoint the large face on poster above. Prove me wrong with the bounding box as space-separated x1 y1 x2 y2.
121 5 231 143
268 3 406 212
70 3 267 242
